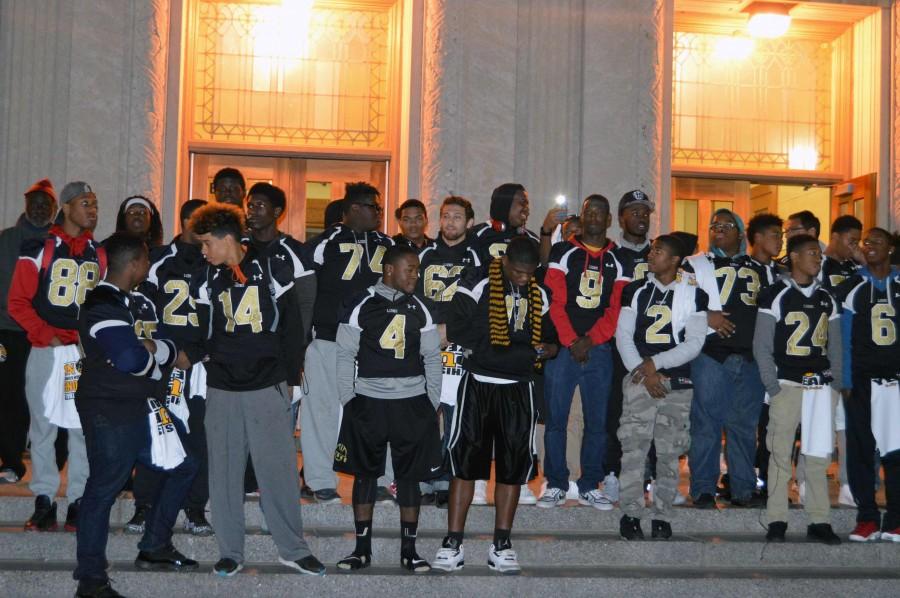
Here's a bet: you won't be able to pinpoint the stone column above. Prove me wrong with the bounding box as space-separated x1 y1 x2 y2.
891 0 900 229
0 0 171 237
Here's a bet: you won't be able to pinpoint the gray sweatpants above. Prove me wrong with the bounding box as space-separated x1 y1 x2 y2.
300 339 392 492
25 346 88 501
206 382 311 563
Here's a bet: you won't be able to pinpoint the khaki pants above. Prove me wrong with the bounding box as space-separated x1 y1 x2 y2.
765 383 835 525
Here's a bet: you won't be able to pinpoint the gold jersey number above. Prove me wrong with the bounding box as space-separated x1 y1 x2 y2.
339 243 386 280
576 270 603 309
47 259 100 307
715 266 761 307
379 314 407 359
871 304 897 346
644 304 672 344
785 311 828 356
423 265 464 302
161 279 199 327
219 287 263 333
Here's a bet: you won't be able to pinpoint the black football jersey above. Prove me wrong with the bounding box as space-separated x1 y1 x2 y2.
193 245 300 390
417 236 481 318
621 277 709 389
343 287 437 379
545 238 627 344
613 242 650 281
18 235 103 330
757 280 840 384
838 273 900 380
819 255 859 292
699 254 777 360
308 224 394 340
142 240 205 347
469 222 540 264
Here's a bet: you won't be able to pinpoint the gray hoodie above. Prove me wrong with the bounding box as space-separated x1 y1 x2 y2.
336 280 443 408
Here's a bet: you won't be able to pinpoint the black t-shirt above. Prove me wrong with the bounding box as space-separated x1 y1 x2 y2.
838 273 900 380
757 280 840 384
621 277 709 389
307 224 394 341
469 222 540 265
343 287 438 378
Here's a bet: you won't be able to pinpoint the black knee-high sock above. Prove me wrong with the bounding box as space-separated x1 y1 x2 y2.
354 519 373 555
493 528 511 550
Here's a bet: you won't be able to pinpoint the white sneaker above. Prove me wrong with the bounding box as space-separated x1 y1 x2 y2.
602 472 620 503
798 481 806 505
433 542 464 571
673 491 688 506
487 544 521 574
518 484 537 505
838 484 856 507
566 480 580 500
536 486 566 508
578 489 614 511
471 480 488 505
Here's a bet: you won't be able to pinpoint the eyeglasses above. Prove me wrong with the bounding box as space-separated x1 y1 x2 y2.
784 226 807 235
709 222 737 232
359 202 383 213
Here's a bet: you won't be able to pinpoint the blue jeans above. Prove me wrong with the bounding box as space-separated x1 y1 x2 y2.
543 343 612 493
688 352 764 500
74 408 198 583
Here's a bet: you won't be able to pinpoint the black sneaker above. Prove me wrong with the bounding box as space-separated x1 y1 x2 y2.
716 473 731 500
135 544 199 571
336 552 371 571
651 519 672 539
692 493 717 509
730 493 766 509
619 515 644 540
420 492 436 506
401 552 431 573
313 489 341 505
213 557 243 577
807 523 841 545
65 498 81 532
279 554 326 576
300 485 315 501
125 504 150 535
75 580 124 598
435 490 449 510
183 508 213 536
25 495 57 531
0 466 22 484
766 521 787 542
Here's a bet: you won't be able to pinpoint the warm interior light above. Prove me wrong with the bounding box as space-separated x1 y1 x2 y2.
747 10 791 39
253 0 314 61
712 34 755 61
788 145 818 170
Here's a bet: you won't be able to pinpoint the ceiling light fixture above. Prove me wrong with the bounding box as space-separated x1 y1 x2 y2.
745 2 793 39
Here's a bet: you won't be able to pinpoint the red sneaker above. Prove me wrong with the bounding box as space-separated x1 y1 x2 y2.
849 521 881 542
881 526 900 543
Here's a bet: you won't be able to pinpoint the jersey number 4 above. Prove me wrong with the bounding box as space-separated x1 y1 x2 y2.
379 314 407 359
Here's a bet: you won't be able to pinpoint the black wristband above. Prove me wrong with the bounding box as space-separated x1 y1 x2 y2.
540 228 552 237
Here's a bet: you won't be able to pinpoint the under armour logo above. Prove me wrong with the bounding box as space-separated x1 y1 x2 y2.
275 254 286 260
253 274 263 281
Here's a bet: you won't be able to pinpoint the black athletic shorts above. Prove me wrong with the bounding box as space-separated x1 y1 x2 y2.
333 394 443 481
447 372 538 485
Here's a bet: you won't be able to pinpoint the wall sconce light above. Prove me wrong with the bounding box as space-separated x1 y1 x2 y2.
744 2 793 39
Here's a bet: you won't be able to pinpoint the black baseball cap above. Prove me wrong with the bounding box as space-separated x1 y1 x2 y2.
618 190 655 215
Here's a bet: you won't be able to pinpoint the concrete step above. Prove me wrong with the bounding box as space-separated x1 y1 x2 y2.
0 496 862 533
1 564 898 598
3 526 898 569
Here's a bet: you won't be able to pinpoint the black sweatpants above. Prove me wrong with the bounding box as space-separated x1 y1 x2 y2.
0 330 30 477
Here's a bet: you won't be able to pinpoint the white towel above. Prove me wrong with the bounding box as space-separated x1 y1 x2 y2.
801 384 834 458
833 390 846 432
188 361 207 400
670 276 699 343
871 379 900 456
165 368 191 433
147 398 186 469
43 345 83 430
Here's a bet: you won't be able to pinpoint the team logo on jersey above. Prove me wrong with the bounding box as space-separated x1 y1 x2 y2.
63 360 82 400
334 443 348 463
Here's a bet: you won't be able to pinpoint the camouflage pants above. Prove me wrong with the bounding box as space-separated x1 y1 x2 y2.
617 372 692 519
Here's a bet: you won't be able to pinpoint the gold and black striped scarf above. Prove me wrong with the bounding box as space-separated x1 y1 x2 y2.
487 259 543 362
